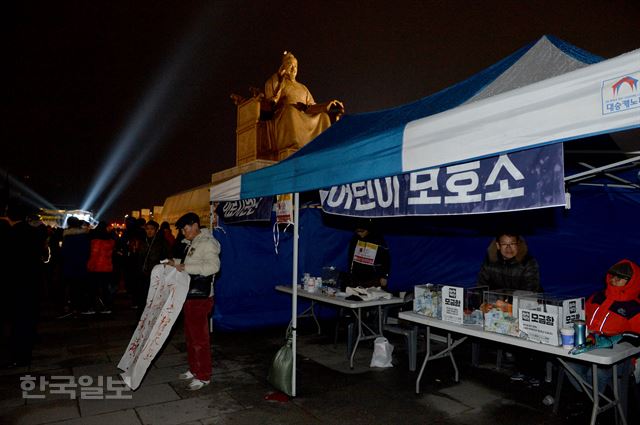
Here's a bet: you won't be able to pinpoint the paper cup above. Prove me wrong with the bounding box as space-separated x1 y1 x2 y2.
560 327 575 349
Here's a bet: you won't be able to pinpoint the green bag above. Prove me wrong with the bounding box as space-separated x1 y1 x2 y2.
267 329 293 396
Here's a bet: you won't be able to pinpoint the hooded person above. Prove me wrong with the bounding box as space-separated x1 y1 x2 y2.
565 259 640 399
586 259 640 335
477 232 541 292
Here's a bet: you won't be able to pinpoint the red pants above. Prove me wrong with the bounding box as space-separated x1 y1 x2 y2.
183 297 214 381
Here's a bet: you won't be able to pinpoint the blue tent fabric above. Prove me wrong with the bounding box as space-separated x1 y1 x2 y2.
213 186 640 331
212 207 353 331
212 220 295 331
239 36 605 199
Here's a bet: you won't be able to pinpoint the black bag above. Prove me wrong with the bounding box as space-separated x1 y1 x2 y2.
187 274 213 299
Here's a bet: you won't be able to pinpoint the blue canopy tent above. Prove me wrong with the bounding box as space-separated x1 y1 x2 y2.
214 37 638 200
210 36 640 396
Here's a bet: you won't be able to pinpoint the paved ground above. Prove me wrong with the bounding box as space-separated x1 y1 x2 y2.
1 294 637 425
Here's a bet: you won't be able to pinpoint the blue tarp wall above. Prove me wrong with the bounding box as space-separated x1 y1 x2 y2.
212 184 640 331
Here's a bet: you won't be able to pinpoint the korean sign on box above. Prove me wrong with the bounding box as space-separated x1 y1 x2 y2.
519 308 559 345
517 295 585 346
441 285 464 324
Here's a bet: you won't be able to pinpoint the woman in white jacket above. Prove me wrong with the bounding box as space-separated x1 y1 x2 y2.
167 212 220 390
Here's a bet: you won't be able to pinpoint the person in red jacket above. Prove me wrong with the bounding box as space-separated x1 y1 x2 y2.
566 259 640 399
87 222 116 314
586 259 640 335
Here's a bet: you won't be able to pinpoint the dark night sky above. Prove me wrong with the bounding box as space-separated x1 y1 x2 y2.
5 1 640 221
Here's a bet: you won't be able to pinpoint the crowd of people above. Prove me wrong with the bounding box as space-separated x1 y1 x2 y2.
0 204 185 368
1 205 223 392
56 215 177 317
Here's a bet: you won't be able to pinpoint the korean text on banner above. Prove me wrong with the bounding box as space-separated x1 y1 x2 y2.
320 144 565 217
118 265 189 390
217 197 273 224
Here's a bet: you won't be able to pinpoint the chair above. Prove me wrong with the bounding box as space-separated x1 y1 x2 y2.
333 308 356 357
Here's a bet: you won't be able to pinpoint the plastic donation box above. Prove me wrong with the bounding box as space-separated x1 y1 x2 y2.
413 284 442 319
482 289 539 337
433 285 487 325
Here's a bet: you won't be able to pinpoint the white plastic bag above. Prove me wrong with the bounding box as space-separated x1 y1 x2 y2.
370 337 394 368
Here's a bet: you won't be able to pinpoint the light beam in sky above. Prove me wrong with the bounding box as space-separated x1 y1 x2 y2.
1 168 57 211
81 9 209 215
93 112 178 220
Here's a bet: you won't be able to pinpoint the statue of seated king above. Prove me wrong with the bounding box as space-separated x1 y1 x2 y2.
263 51 344 152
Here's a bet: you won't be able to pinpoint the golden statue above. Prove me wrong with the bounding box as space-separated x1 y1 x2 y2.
264 51 344 151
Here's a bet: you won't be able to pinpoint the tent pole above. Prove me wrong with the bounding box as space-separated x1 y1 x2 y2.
291 192 299 397
575 162 640 188
564 156 640 182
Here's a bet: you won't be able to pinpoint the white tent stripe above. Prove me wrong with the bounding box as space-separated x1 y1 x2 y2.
402 49 640 173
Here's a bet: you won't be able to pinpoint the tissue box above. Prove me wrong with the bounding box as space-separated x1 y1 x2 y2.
413 284 442 319
517 295 585 345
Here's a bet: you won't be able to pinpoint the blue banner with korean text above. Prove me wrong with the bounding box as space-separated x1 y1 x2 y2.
319 145 565 217
217 197 273 223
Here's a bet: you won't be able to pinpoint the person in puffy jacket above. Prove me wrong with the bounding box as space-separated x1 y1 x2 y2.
87 222 116 314
477 232 541 292
167 212 220 391
567 259 640 397
477 231 542 385
586 259 640 335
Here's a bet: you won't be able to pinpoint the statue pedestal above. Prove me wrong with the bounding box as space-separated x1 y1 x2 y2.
236 97 275 165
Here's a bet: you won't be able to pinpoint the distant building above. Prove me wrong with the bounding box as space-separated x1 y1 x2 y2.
38 209 97 228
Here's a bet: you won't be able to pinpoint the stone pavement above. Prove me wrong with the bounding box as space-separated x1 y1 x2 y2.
1 294 636 425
